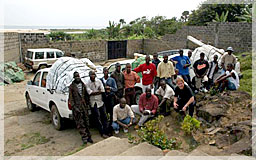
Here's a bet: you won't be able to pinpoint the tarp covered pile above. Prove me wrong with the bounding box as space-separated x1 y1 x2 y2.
46 57 103 94
131 57 145 78
0 61 25 85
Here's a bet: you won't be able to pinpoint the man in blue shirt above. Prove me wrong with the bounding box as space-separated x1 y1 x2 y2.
171 50 191 87
100 67 118 131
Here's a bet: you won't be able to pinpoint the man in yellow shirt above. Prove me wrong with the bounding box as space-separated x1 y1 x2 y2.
157 54 175 89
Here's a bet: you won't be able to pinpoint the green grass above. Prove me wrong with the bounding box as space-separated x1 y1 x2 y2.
20 132 50 150
235 52 252 96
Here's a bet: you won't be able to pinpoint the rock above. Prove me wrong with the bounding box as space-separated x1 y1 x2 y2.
197 103 229 123
188 148 209 156
207 128 222 135
223 137 252 155
165 150 188 156
73 136 134 156
119 142 163 156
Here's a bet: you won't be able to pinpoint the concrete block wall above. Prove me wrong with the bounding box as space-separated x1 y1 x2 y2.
143 22 252 54
127 39 143 58
21 39 107 62
3 32 20 62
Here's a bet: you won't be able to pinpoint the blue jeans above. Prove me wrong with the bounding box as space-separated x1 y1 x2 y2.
227 81 236 90
160 77 175 89
112 117 132 131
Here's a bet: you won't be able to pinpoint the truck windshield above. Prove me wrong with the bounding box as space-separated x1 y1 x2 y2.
56 52 64 58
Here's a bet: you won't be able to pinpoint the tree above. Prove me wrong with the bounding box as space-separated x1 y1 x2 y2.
187 3 252 25
106 21 121 39
236 5 252 23
181 11 189 22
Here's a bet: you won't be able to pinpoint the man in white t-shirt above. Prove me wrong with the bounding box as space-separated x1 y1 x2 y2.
155 80 175 116
112 98 134 134
214 63 239 92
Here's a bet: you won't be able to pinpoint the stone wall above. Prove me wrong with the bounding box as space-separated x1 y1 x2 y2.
3 32 20 62
20 33 107 62
127 39 143 58
143 22 252 55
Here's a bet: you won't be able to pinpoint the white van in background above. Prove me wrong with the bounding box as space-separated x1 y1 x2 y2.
25 48 65 71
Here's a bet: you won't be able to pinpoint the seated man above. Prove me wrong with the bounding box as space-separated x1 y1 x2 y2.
112 98 135 134
214 63 239 92
173 76 195 117
155 80 175 116
131 87 158 129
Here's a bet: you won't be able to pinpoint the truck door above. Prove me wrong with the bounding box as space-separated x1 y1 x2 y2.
30 72 41 106
37 71 49 110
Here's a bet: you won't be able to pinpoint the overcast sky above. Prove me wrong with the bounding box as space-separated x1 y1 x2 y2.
3 0 203 28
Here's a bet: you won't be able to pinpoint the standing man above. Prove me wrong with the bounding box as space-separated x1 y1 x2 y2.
152 53 161 92
123 63 140 106
134 55 157 93
171 50 191 87
152 53 161 69
193 53 209 92
100 67 117 125
157 54 175 89
111 63 125 101
188 50 192 60
155 80 175 116
69 71 93 145
221 47 237 71
131 88 158 129
86 71 109 138
207 55 219 89
112 98 135 134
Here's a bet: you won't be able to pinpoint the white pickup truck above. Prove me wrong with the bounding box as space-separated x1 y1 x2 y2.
25 68 72 130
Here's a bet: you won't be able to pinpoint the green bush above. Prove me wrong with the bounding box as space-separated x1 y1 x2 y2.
128 115 181 150
47 32 71 41
181 115 200 135
235 52 252 95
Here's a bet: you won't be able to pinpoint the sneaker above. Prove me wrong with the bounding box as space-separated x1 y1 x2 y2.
123 128 128 133
202 88 208 93
134 125 140 130
114 130 119 134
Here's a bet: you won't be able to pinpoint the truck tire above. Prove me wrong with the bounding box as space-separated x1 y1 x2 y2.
135 89 142 105
51 104 64 130
26 94 36 111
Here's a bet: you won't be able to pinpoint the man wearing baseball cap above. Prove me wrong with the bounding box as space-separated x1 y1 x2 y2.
221 47 237 71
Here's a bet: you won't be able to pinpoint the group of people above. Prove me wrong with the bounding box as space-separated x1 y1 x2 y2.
68 47 240 144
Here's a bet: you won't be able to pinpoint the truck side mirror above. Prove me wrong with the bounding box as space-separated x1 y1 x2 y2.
27 80 33 85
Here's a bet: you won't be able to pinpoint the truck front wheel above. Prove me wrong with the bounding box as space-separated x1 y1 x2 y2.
26 94 36 111
51 104 64 130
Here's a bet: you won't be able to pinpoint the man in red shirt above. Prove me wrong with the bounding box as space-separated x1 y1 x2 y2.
131 88 158 129
134 55 157 93
123 63 140 106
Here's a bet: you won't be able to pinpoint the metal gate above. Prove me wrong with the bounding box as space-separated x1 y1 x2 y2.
107 40 127 60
